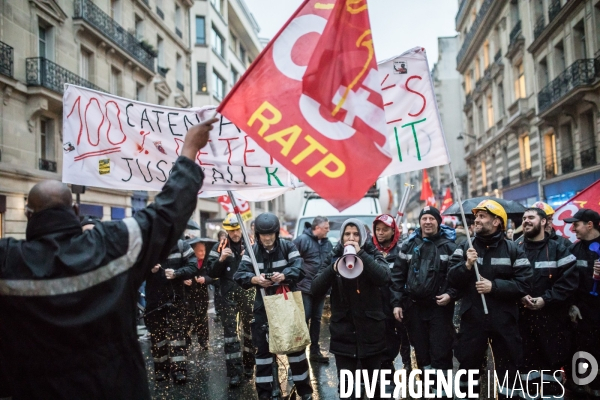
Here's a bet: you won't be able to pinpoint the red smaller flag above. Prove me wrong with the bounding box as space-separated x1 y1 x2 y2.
440 187 453 213
420 170 436 207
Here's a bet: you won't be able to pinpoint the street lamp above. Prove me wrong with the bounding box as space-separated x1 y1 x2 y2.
457 132 477 140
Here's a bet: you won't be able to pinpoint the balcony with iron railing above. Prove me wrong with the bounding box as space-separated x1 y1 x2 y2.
0 41 13 78
502 176 511 187
73 0 155 72
26 57 103 94
491 181 498 191
456 0 493 68
533 14 546 40
509 20 522 48
581 147 597 169
537 58 599 113
561 155 575 174
545 163 557 179
548 0 562 21
519 168 532 181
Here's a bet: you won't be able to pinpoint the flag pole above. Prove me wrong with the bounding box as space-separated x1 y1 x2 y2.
227 190 266 299
421 49 489 314
395 183 414 227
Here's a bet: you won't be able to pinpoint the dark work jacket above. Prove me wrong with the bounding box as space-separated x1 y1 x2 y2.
205 238 246 298
380 242 400 318
311 240 390 358
0 156 203 400
448 232 532 320
293 228 333 294
516 234 577 317
391 227 459 309
145 240 197 310
234 239 304 313
184 258 213 295
570 236 600 324
550 228 572 249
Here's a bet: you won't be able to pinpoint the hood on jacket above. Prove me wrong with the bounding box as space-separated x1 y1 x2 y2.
408 224 456 242
340 218 368 248
372 214 401 252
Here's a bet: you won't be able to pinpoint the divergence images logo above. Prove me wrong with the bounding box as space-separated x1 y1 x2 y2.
572 351 598 386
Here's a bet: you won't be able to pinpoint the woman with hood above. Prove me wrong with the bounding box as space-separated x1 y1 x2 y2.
312 218 390 398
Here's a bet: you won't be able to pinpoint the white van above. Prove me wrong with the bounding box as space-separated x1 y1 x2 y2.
294 187 382 245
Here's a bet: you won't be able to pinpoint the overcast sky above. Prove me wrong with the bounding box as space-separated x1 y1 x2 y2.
244 0 459 68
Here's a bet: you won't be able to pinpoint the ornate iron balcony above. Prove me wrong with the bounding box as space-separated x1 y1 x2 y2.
561 155 575 174
548 0 562 22
533 15 546 40
509 20 522 47
581 147 597 169
26 57 103 94
456 0 494 67
73 0 155 72
0 41 13 78
39 158 57 173
519 168 532 181
537 58 597 112
502 176 510 187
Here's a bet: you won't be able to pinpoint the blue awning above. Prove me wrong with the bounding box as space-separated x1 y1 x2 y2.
503 181 539 204
544 170 600 197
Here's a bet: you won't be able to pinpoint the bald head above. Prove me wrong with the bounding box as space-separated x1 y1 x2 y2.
27 181 73 213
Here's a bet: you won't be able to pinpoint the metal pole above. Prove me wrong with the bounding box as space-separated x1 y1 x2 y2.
395 182 413 226
448 162 488 314
227 190 266 299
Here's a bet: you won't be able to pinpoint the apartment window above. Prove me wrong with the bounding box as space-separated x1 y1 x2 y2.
240 46 246 65
498 82 506 116
573 21 587 60
80 48 92 81
195 16 206 45
212 26 225 58
176 54 183 90
136 82 146 102
40 119 55 161
554 41 565 74
514 62 525 100
212 70 225 100
230 31 238 52
560 123 574 156
157 36 165 68
483 41 490 69
477 104 485 135
538 57 549 88
135 15 144 40
486 93 494 128
580 110 595 149
197 63 207 93
175 5 183 38
544 133 558 175
519 134 531 170
230 68 239 86
110 67 122 96
110 0 121 24
481 160 487 188
210 0 223 14
38 24 53 60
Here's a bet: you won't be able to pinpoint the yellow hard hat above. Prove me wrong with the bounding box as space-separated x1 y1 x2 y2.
531 201 555 216
472 200 508 230
223 213 241 231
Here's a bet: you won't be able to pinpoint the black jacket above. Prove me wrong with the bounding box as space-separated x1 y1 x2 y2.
550 228 572 249
205 237 246 297
293 227 333 294
516 234 577 314
380 243 400 318
311 240 390 358
448 232 532 319
145 240 197 310
569 236 600 324
0 156 202 400
391 227 459 309
234 239 303 312
184 258 213 294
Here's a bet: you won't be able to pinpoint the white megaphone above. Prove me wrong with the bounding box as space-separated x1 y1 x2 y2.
336 245 364 279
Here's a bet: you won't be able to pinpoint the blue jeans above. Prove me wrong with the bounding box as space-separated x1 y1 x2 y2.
302 292 325 354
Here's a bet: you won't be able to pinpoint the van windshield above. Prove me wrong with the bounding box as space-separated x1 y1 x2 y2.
296 215 377 245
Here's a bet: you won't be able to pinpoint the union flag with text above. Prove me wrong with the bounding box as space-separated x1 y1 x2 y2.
217 0 389 211
552 179 600 242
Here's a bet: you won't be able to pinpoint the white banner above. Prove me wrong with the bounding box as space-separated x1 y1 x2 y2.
378 47 450 177
61 85 302 200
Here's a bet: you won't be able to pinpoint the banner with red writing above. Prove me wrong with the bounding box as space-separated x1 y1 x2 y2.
218 0 390 211
553 179 600 242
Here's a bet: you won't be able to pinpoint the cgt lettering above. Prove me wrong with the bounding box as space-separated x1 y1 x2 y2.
248 101 346 179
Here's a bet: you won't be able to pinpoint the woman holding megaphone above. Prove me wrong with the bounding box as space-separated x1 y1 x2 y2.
312 218 390 399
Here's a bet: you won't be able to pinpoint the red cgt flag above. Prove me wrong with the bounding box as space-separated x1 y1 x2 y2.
420 169 436 207
217 0 390 211
440 187 453 213
553 179 600 242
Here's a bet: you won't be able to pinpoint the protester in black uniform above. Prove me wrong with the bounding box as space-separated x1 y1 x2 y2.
372 214 411 373
563 209 600 398
205 213 255 387
516 207 577 395
234 212 313 400
312 218 390 400
448 200 532 398
145 239 197 383
532 201 572 248
391 207 458 387
184 238 212 350
0 118 217 399
293 216 333 363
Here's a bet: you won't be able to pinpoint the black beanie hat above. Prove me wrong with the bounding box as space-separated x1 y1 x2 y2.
419 206 442 226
